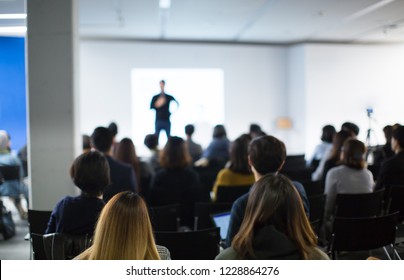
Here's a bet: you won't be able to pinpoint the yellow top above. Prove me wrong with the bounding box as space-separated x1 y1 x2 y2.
212 169 255 201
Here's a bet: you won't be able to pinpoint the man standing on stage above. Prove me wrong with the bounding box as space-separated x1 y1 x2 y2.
150 80 178 141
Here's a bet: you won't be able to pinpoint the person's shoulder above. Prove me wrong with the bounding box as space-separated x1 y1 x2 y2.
108 156 132 171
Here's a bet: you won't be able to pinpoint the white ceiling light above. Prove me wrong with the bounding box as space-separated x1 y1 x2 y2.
0 13 27 20
159 0 171 9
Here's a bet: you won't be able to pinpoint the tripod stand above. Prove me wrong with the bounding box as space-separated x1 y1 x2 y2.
365 109 378 164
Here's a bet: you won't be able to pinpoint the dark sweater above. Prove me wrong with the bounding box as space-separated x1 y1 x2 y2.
375 151 404 191
46 195 104 235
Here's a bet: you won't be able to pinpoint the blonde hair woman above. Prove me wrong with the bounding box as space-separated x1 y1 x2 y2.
216 173 328 260
76 191 170 260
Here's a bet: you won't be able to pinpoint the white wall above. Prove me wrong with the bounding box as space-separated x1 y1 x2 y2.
79 40 287 151
303 44 404 157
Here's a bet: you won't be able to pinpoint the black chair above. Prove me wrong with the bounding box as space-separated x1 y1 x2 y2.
0 165 20 181
329 212 400 260
148 204 180 231
194 202 232 230
216 185 251 203
282 168 312 182
27 210 52 260
283 154 306 171
386 185 404 243
308 194 326 234
334 189 385 218
43 233 92 260
300 180 324 196
154 227 220 260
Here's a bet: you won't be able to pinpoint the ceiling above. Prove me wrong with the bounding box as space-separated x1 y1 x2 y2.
1 0 404 44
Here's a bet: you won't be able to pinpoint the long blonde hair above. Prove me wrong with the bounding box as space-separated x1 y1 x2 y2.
77 191 160 260
232 173 317 259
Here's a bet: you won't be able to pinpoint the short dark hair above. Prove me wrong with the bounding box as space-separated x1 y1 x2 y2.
160 136 191 169
341 122 360 136
70 151 110 196
393 125 404 149
321 125 336 143
107 122 118 137
185 124 195 136
91 127 113 153
341 139 366 170
248 135 286 175
144 134 158 150
213 124 227 138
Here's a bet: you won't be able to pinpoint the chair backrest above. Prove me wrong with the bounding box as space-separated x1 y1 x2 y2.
387 185 404 221
28 209 52 235
301 180 324 196
0 165 20 181
148 204 180 231
154 227 220 260
31 233 47 260
216 185 251 203
43 233 92 260
283 154 306 171
330 212 398 258
308 194 326 222
335 189 385 218
281 168 312 182
194 202 232 230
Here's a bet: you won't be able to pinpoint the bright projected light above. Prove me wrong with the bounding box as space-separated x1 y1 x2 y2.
131 68 224 156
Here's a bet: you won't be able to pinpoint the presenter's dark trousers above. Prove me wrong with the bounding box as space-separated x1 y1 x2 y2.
155 119 171 142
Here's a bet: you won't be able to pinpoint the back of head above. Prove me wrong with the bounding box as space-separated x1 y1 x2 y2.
82 191 159 260
248 135 286 175
233 173 316 259
213 124 227 139
392 125 404 149
115 138 137 163
107 122 118 137
160 136 191 169
329 130 352 160
185 124 195 136
0 130 9 152
91 127 113 153
70 151 110 197
82 135 91 151
229 134 252 174
144 134 159 150
383 125 393 142
341 139 366 170
321 125 336 143
341 122 360 137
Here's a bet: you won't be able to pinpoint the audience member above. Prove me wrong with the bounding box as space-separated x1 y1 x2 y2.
249 123 266 139
91 127 137 202
324 139 374 224
115 138 154 200
107 122 119 157
225 135 309 247
321 130 352 183
341 122 360 137
307 125 336 172
82 135 91 154
0 130 28 219
144 133 160 171
184 124 203 163
375 125 404 191
216 173 328 260
76 191 170 260
149 136 204 228
45 151 109 234
211 134 255 201
373 125 394 165
195 124 230 167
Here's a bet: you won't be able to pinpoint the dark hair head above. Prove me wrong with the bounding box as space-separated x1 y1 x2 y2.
144 134 159 150
107 122 118 137
341 122 360 136
91 127 113 153
342 139 366 169
328 130 352 161
160 136 191 169
248 135 286 175
321 125 336 143
392 125 404 148
232 173 316 259
83 135 91 151
70 151 110 196
185 124 195 136
229 134 252 174
383 125 393 142
213 124 227 139
249 124 262 134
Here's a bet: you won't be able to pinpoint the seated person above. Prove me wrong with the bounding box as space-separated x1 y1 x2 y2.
196 124 230 167
46 151 109 235
184 124 203 163
216 173 329 260
211 134 255 201
76 191 170 260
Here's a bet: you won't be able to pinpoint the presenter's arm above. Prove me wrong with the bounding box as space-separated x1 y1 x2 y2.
150 95 157 109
